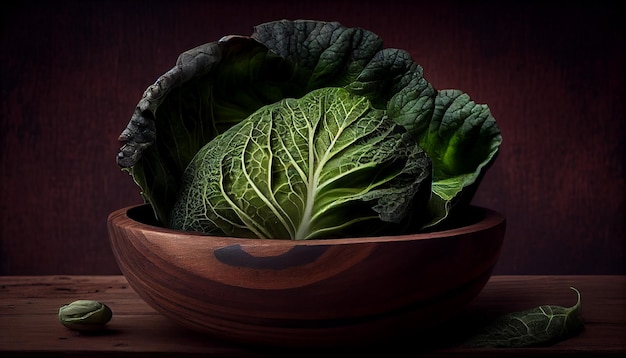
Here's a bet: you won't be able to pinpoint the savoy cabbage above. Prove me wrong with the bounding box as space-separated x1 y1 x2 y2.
117 20 501 239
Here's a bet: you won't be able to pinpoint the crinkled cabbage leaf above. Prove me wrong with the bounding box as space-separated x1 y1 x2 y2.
170 87 432 239
117 19 502 237
419 89 502 227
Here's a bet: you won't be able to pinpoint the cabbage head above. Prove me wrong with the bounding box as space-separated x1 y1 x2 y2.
169 87 432 239
117 20 502 238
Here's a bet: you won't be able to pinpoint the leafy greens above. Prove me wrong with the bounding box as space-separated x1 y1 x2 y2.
464 287 584 348
117 19 502 239
169 87 432 240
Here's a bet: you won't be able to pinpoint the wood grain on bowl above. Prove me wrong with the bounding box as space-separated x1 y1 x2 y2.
108 205 505 347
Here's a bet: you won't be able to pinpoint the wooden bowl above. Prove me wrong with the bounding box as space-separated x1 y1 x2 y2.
107 204 505 348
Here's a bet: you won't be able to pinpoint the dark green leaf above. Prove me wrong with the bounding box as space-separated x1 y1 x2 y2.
465 287 584 348
419 90 502 228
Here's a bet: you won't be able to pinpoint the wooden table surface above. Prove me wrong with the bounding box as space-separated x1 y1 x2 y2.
1 275 624 357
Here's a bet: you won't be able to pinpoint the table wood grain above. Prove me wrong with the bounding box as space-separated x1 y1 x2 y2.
1 275 624 357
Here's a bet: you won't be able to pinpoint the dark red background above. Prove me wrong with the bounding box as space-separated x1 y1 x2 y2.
1 0 623 275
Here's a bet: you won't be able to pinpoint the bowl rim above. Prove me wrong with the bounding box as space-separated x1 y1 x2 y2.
109 204 505 246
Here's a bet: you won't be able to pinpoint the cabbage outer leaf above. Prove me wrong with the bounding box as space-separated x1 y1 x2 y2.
169 87 432 240
419 90 502 227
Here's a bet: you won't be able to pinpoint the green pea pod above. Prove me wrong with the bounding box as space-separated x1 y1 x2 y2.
465 287 584 348
58 300 113 331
